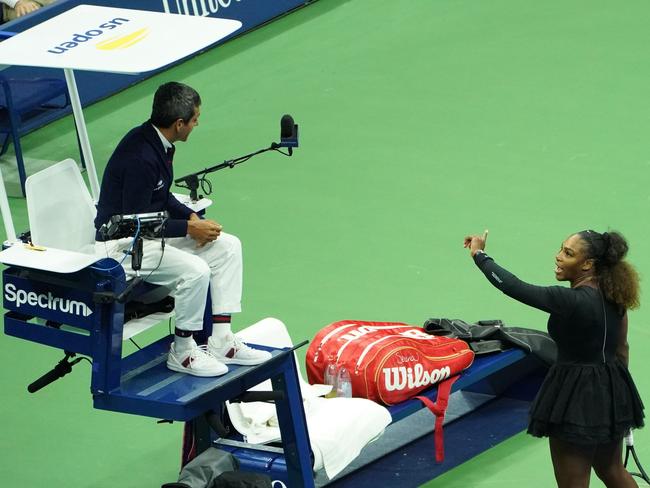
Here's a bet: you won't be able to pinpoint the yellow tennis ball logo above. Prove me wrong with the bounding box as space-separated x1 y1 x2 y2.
95 27 149 50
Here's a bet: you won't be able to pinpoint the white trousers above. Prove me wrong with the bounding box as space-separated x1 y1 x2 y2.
96 232 243 331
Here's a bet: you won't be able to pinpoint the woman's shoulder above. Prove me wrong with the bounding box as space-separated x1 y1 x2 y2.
567 286 610 311
544 284 592 312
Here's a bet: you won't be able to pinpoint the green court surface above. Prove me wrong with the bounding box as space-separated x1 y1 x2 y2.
2 0 650 486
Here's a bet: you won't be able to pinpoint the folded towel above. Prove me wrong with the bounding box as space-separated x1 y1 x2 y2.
227 318 391 478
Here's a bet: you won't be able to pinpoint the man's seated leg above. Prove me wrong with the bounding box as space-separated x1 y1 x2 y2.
97 238 229 377
170 232 271 365
156 245 230 376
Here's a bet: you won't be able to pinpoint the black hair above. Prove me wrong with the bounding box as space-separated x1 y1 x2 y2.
578 230 640 310
150 82 201 128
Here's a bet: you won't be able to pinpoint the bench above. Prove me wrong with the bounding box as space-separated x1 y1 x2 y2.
213 348 546 486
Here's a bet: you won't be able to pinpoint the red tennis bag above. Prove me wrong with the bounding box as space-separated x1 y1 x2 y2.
306 320 475 461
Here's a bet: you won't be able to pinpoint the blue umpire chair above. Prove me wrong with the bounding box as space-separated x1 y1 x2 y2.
0 159 315 486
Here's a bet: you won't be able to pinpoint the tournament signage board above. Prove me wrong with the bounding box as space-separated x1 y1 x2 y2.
3 270 96 329
0 4 242 74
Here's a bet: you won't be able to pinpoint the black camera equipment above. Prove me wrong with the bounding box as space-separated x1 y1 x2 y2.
174 114 299 202
99 211 169 240
98 212 169 302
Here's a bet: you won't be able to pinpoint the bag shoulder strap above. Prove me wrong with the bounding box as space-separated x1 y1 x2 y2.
414 374 460 462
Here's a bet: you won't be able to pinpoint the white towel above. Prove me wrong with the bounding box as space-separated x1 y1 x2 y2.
228 318 392 479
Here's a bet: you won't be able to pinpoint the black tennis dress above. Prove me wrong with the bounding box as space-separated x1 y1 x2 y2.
474 252 644 444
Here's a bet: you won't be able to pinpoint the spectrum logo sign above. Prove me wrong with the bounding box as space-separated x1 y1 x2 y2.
46 17 150 55
4 283 93 318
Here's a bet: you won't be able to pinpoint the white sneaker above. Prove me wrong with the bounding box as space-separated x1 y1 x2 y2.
167 343 228 377
208 333 272 366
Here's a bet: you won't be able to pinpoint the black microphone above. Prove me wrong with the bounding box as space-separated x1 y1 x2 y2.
28 355 82 393
281 114 294 139
278 114 298 155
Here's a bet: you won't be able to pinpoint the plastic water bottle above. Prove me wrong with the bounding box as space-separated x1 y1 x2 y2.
336 366 352 398
323 360 338 398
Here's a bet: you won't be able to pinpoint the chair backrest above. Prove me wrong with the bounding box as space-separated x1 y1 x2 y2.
25 159 97 254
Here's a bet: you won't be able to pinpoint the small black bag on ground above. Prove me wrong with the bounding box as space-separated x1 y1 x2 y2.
161 447 241 488
214 472 272 488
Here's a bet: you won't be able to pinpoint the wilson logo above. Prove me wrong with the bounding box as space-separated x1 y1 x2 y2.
4 283 93 317
46 17 146 55
383 364 451 391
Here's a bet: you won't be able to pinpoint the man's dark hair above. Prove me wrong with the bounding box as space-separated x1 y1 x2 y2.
150 82 201 128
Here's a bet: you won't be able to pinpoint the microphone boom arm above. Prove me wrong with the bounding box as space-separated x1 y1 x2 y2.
174 143 288 202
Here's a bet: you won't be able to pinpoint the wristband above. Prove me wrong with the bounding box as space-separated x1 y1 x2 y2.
472 249 490 265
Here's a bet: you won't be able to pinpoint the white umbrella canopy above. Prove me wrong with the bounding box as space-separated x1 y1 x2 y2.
0 4 241 240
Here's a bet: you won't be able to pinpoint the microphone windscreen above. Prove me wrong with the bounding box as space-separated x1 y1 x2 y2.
281 114 294 138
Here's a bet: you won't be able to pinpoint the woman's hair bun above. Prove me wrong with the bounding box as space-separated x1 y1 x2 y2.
601 231 627 265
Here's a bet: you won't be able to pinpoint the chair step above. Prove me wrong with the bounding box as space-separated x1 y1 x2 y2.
93 335 291 421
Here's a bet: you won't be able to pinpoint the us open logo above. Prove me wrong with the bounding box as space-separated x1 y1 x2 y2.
46 18 150 55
